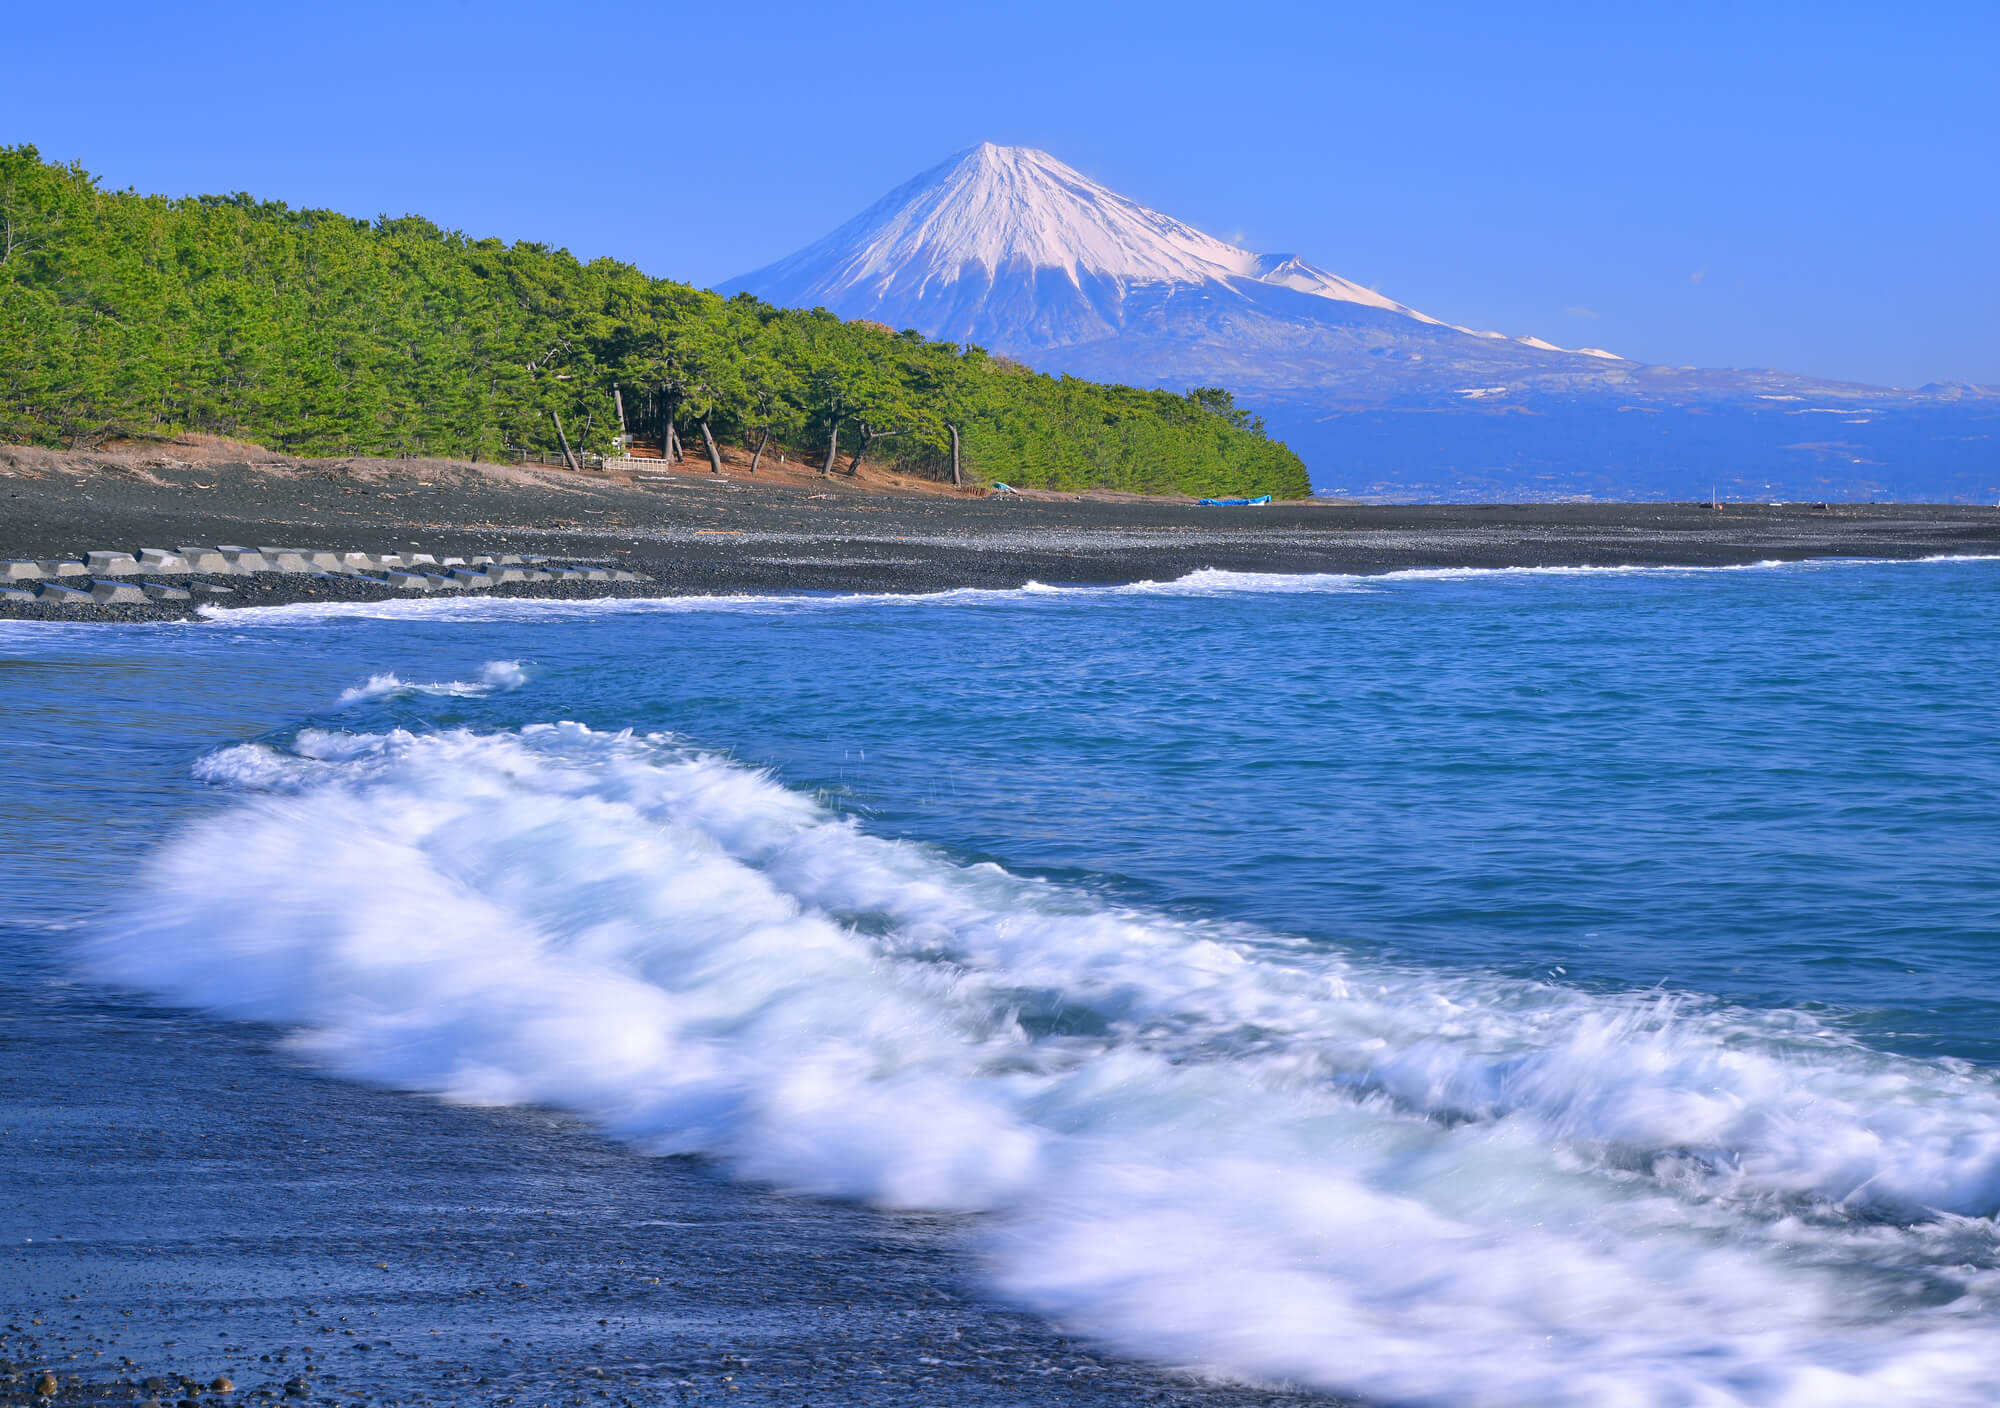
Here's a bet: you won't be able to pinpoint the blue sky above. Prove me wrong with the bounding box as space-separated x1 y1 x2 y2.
6 0 1993 387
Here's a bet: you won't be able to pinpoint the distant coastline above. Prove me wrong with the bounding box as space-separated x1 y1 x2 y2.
4 441 1998 623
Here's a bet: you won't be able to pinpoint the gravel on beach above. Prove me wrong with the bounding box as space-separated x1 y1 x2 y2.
4 446 1998 623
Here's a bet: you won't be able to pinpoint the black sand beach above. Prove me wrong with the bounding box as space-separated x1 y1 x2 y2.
4 444 1998 622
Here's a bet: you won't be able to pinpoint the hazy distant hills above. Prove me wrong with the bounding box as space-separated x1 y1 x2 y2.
723 144 1998 501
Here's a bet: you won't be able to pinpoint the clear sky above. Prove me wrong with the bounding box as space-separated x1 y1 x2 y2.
6 0 1993 388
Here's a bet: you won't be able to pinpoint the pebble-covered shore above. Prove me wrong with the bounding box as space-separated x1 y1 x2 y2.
4 446 1999 626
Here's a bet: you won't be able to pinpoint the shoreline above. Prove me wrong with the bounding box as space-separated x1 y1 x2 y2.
5 445 2000 622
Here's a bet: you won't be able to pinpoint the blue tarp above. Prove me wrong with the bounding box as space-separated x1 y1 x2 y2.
1196 494 1273 507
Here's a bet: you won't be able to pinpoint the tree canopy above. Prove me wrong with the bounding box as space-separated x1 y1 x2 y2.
0 146 1310 498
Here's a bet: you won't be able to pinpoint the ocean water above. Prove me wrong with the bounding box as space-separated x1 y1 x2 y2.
6 558 2000 1406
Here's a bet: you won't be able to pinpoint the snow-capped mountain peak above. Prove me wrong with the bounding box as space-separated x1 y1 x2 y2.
733 144 1252 302
725 143 1459 320
720 143 1617 360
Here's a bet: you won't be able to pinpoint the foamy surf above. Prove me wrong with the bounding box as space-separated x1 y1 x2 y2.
93 723 2000 1406
178 554 2000 628
334 659 529 704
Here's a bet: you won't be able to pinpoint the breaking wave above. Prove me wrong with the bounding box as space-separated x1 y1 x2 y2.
92 724 2000 1405
334 659 529 704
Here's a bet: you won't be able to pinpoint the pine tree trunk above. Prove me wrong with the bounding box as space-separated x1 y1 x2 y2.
749 427 770 473
552 411 582 474
822 423 839 476
700 420 724 475
847 429 872 476
949 423 961 488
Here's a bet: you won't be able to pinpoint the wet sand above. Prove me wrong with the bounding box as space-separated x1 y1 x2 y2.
4 446 1998 622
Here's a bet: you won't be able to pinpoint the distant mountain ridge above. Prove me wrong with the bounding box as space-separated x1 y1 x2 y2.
724 145 1999 502
726 144 1617 365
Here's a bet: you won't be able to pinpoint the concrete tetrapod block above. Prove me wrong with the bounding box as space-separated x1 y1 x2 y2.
483 567 529 583
404 552 438 566
137 549 194 573
303 551 354 573
260 551 315 574
86 551 142 575
2 560 48 580
36 583 95 605
382 570 437 591
89 579 151 604
1 587 35 602
141 582 193 602
218 549 272 573
447 570 494 589
176 548 235 573
39 560 89 577
611 570 645 582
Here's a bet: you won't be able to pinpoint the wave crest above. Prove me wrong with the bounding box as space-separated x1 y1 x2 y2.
93 723 2000 1404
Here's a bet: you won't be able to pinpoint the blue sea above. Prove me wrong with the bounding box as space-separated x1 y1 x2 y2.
6 558 2000 1406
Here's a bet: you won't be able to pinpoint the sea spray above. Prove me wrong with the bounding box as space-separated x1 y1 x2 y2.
90 722 2000 1406
335 659 529 704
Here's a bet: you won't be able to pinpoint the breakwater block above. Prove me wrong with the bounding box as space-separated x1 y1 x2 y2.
40 560 88 577
303 551 352 572
612 570 644 582
142 582 192 602
483 567 529 583
89 579 151 604
447 570 494 588
137 549 194 573
218 548 272 573
2 560 47 580
383 570 436 590
37 583 95 604
1 587 35 602
176 547 234 573
86 551 142 575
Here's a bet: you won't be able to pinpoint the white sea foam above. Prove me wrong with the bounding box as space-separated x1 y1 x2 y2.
183 554 2000 628
335 659 529 704
94 724 2000 1405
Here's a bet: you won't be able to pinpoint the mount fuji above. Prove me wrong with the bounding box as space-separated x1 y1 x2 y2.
722 145 1998 501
